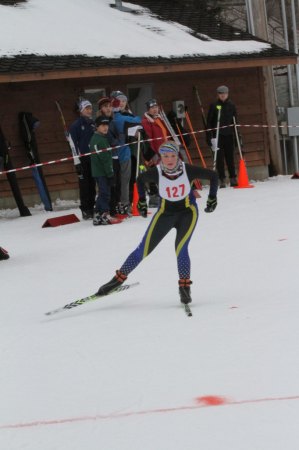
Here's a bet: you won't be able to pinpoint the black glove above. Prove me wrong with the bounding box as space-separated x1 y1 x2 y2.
75 163 84 179
204 196 217 213
107 176 115 187
137 199 147 218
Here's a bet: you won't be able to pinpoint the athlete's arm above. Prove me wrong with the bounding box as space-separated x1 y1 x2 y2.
185 164 218 197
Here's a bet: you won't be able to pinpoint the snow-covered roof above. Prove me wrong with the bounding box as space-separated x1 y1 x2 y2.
0 0 296 80
0 0 270 58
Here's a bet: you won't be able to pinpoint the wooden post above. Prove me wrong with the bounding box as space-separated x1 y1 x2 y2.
250 0 283 174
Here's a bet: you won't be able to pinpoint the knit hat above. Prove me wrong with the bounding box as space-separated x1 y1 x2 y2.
158 141 180 156
159 141 182 175
97 96 111 109
79 99 92 112
146 98 158 110
217 85 229 94
110 90 128 102
95 116 110 127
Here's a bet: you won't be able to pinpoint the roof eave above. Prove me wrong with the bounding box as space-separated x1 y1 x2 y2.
0 55 297 83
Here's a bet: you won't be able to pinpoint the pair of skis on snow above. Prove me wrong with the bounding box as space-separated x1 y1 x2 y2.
45 282 193 317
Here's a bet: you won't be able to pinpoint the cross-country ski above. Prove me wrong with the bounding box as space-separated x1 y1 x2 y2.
45 282 140 316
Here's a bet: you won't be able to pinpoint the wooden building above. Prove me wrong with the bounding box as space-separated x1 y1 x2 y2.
0 0 297 209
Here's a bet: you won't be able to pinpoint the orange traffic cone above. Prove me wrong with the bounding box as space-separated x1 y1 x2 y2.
234 159 254 189
131 183 140 216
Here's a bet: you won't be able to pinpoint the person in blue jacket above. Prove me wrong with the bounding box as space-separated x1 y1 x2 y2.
69 99 96 220
111 91 141 215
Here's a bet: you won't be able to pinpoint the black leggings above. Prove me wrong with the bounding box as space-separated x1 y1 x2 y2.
119 204 198 279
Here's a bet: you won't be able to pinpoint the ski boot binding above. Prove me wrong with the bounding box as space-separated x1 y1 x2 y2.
97 270 127 296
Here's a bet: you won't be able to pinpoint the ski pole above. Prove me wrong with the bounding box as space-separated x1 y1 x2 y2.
193 86 214 153
193 86 209 132
55 101 82 168
135 131 141 179
185 110 207 168
211 106 222 171
159 106 190 163
159 106 181 146
175 121 193 164
175 121 201 191
233 116 243 160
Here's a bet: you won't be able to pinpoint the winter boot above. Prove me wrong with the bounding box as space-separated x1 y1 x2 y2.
230 177 238 187
93 212 121 225
178 279 193 304
219 179 226 188
97 270 127 295
0 247 9 261
116 203 131 217
82 210 93 220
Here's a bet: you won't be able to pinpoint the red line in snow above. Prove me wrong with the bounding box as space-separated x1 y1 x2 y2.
1 395 299 430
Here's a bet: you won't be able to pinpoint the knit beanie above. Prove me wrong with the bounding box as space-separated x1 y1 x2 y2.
158 141 180 156
79 100 92 112
98 96 111 109
217 85 229 94
110 90 128 102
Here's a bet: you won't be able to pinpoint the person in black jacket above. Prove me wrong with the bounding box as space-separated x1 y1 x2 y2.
69 100 96 219
206 85 238 188
96 141 218 305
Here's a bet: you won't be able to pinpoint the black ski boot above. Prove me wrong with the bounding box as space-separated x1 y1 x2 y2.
230 177 238 187
97 270 127 296
219 179 226 188
179 279 192 304
0 247 9 261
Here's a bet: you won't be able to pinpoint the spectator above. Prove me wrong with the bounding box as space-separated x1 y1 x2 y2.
141 98 168 166
141 98 172 206
206 85 238 188
111 91 141 215
97 96 121 216
69 99 96 219
89 116 120 226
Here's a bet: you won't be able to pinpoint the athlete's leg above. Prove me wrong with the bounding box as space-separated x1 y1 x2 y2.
174 205 198 303
119 210 176 276
174 205 198 279
97 210 176 294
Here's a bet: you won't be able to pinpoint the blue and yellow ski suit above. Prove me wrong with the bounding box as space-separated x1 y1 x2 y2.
118 163 218 280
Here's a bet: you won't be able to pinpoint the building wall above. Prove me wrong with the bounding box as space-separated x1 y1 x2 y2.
0 66 269 209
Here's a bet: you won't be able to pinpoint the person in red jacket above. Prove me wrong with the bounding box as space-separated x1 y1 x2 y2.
141 98 170 165
141 99 171 206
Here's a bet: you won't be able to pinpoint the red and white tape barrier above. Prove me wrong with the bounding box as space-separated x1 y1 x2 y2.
0 123 297 177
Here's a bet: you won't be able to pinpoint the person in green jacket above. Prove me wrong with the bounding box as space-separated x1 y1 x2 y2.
89 116 121 226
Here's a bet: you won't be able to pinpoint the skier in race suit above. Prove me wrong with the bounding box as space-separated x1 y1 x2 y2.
97 141 218 304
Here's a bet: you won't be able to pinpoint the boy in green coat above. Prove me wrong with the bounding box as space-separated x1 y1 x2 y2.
89 116 121 225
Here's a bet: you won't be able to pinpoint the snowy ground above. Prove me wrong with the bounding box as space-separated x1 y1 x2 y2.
1 176 299 450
